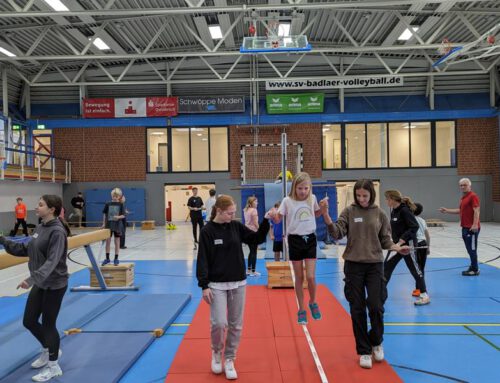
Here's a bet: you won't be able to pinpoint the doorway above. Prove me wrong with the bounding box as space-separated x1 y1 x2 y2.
164 183 216 222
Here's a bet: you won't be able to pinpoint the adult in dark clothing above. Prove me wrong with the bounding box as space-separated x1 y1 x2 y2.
384 190 430 306
70 192 85 228
187 187 204 246
0 195 70 382
196 195 270 380
320 179 409 369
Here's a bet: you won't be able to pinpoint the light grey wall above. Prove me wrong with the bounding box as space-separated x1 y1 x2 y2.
322 168 493 222
63 173 240 225
0 181 63 234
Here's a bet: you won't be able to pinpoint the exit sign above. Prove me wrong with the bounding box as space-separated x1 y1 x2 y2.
37 124 46 130
12 124 21 130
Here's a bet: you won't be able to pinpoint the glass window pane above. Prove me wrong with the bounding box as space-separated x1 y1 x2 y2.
346 124 366 168
210 127 228 171
410 122 431 167
389 123 409 167
147 128 168 172
322 124 341 169
367 123 387 168
436 121 456 166
191 128 209 171
172 128 190 171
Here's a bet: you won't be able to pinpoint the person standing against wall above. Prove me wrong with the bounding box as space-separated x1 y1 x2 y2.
439 178 481 276
243 196 260 276
204 188 217 222
12 197 29 237
187 187 204 249
70 192 85 228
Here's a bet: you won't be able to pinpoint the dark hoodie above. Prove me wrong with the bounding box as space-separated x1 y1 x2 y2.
326 203 395 263
0 218 68 289
389 203 419 246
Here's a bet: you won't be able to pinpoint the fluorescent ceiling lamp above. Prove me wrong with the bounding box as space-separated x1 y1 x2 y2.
43 0 69 12
279 23 291 37
196 133 203 136
209 25 223 40
0 47 16 57
398 27 419 41
92 37 111 51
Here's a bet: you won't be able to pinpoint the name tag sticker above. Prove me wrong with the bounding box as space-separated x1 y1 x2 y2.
214 239 223 245
33 233 39 238
354 217 363 223
392 218 398 221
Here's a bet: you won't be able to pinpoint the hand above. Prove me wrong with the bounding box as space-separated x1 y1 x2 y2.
426 249 430 256
470 225 479 233
319 197 329 214
17 280 30 289
439 207 447 214
265 208 277 220
397 245 411 255
202 288 213 305
270 235 274 241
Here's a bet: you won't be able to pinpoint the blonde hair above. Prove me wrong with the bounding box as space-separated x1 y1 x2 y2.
289 172 312 202
210 195 235 221
244 196 257 211
111 188 123 198
384 189 416 212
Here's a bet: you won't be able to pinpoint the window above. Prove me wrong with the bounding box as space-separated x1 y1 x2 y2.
322 124 341 169
346 124 366 168
367 123 387 168
388 123 409 167
147 128 168 172
191 128 209 171
436 121 456 166
147 127 229 173
410 122 431 166
210 128 228 171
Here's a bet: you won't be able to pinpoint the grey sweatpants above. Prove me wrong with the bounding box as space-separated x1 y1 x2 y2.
210 285 246 360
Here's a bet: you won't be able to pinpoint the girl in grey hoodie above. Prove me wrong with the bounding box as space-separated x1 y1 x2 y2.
0 195 70 382
320 179 409 370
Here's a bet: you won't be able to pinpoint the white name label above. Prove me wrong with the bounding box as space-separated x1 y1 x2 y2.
33 233 39 238
214 239 223 245
354 217 363 223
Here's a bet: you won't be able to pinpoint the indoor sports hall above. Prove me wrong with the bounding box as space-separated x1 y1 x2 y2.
0 1 499 383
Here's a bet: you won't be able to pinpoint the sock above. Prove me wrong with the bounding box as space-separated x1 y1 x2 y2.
105 253 110 260
114 254 118 260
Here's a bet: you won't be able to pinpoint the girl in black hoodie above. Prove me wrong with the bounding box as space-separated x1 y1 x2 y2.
384 190 430 306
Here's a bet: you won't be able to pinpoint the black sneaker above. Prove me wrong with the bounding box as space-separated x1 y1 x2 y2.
462 269 480 276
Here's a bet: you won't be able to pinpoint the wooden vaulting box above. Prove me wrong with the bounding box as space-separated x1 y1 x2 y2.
90 263 135 287
266 261 308 289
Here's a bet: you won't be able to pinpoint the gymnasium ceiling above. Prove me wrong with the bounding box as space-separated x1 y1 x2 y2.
0 0 499 107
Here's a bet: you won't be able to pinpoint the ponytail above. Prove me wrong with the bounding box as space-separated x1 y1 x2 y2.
59 217 72 236
210 195 235 221
402 196 417 213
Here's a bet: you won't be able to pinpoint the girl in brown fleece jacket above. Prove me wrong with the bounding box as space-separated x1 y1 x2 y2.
320 179 409 370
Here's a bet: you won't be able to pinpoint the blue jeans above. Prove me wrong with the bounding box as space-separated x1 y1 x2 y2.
462 228 479 271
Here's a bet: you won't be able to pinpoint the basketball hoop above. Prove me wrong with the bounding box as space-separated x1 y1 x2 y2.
438 38 452 55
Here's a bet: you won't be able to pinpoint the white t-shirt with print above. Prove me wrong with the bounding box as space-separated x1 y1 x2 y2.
278 195 319 235
416 216 427 242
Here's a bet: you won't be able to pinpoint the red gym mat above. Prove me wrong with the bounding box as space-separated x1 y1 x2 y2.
165 285 402 383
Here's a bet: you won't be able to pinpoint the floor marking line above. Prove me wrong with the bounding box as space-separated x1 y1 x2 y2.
463 325 500 351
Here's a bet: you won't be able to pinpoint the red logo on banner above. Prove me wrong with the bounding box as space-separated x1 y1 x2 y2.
83 98 114 118
146 97 178 117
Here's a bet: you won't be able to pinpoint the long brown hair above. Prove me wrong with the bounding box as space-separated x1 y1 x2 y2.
41 195 71 236
289 172 312 203
210 195 235 221
384 190 416 212
353 179 376 207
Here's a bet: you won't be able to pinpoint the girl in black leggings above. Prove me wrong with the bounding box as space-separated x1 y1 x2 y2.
383 190 430 306
0 195 70 382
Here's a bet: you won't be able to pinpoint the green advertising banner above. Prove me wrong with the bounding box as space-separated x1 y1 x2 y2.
266 93 324 114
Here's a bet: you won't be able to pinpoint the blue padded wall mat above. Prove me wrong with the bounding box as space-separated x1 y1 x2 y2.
0 332 154 383
82 294 191 332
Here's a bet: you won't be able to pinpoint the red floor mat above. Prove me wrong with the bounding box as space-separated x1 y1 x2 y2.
166 285 402 383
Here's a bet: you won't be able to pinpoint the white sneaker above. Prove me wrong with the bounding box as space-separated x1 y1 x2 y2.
359 355 372 369
414 294 431 306
31 349 62 369
246 270 252 276
32 363 62 382
225 359 238 380
252 271 261 277
211 351 222 374
372 345 384 362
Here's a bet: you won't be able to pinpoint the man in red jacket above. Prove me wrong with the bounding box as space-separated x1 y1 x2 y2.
13 197 29 237
440 178 481 276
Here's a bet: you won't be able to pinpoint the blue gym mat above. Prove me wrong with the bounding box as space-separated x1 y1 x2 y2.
82 294 191 332
0 332 154 383
0 294 125 380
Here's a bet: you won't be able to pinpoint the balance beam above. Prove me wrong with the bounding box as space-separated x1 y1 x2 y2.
0 230 111 270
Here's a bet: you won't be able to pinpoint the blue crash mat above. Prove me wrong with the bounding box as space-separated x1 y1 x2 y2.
83 293 191 332
0 294 125 380
0 332 154 383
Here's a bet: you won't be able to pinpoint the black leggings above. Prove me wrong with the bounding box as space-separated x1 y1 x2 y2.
13 218 28 236
23 285 67 361
191 215 204 242
384 251 427 293
247 243 258 272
